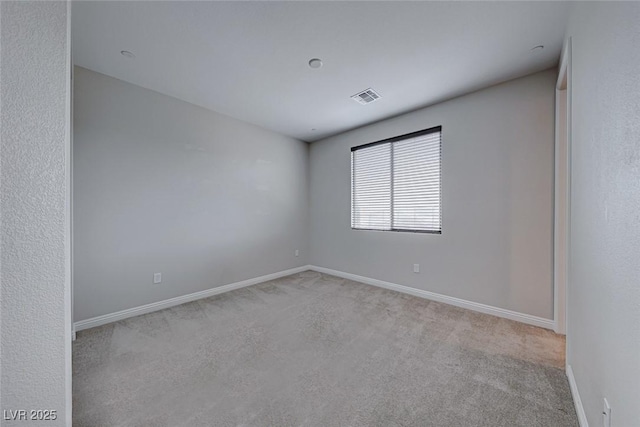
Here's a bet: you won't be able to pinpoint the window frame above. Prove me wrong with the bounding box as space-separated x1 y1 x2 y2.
350 125 442 234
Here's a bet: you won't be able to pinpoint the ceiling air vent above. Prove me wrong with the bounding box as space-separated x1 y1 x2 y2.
351 88 381 105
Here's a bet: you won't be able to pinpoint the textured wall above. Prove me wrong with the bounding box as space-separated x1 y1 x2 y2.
73 67 309 322
566 3 640 425
310 70 555 319
1 1 70 425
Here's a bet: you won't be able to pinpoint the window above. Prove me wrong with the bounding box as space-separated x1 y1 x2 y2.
351 126 441 233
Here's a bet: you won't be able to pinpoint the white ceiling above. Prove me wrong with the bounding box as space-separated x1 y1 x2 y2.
72 1 569 142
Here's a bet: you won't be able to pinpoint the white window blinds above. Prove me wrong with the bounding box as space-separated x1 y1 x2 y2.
351 126 442 233
351 143 392 230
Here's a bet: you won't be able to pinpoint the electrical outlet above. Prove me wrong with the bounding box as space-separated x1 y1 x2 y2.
295 249 299 257
153 273 162 284
413 264 420 273
603 398 611 427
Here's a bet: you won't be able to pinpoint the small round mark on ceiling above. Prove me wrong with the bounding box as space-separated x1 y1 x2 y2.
308 58 323 69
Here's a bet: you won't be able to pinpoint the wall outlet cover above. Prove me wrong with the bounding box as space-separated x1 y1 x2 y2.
153 273 162 284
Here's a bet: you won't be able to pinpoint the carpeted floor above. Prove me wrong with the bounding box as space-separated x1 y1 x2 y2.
73 271 578 426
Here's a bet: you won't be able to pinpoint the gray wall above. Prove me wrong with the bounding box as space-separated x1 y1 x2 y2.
566 3 640 425
73 67 309 322
310 70 555 319
1 1 71 424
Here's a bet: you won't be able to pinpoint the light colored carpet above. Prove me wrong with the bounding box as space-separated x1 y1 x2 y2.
73 271 577 426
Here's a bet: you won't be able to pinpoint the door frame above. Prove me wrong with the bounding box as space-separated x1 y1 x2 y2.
554 38 571 335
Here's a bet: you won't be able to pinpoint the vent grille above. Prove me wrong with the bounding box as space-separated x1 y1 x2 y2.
351 88 381 105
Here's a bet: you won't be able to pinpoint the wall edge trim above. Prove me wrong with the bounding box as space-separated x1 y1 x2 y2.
310 265 555 330
75 263 556 332
567 364 589 427
74 265 312 331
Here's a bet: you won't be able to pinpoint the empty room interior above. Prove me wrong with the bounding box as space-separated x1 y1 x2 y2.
1 1 639 426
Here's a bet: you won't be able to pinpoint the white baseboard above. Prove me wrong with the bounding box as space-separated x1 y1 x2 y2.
75 264 555 333
309 265 555 330
567 364 589 427
74 265 312 332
